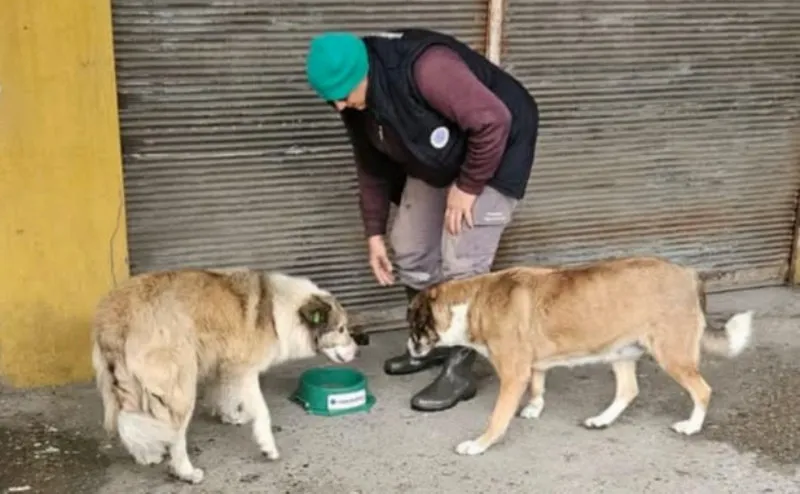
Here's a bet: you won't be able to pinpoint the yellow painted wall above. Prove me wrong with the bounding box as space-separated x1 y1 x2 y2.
0 0 129 387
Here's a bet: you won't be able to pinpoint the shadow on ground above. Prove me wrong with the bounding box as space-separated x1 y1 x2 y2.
0 421 110 493
701 348 800 474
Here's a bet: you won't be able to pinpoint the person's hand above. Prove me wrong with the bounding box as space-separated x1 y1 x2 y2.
367 235 395 286
445 184 477 236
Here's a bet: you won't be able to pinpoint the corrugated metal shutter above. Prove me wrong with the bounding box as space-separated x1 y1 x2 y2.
497 0 800 291
111 0 486 331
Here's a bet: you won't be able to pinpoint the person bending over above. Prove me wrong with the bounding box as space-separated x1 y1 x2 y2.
304 28 539 412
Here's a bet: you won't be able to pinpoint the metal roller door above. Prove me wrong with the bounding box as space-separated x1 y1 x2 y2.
496 0 800 291
111 0 487 331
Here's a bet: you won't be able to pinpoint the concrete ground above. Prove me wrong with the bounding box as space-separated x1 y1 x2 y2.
1 287 799 494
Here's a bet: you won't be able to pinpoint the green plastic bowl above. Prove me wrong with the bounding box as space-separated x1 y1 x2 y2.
290 366 376 417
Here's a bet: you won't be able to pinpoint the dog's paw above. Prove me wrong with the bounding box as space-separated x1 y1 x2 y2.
455 439 487 456
671 419 702 436
261 446 280 461
219 410 250 426
519 398 544 419
215 403 250 426
133 450 165 466
583 414 613 429
175 467 205 484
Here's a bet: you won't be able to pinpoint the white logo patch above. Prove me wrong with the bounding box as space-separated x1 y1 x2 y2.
430 126 450 149
327 389 367 411
370 31 403 39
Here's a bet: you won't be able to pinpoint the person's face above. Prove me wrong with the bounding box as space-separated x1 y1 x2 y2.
331 77 368 112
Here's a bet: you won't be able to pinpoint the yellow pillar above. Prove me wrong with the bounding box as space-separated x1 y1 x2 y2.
0 0 129 387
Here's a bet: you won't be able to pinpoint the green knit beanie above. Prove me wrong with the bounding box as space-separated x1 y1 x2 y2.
305 32 369 101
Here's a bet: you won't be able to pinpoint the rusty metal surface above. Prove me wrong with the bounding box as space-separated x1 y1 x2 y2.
111 0 486 331
495 0 800 289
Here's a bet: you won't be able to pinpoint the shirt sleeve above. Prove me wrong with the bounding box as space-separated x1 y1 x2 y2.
355 162 392 238
339 109 392 238
412 44 512 195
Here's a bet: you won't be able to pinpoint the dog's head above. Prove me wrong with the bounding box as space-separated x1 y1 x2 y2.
298 293 365 364
405 288 443 358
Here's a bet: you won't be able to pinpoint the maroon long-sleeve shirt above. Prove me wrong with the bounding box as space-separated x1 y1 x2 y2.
353 45 513 237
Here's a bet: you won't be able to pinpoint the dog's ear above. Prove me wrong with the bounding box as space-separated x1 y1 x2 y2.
298 294 331 329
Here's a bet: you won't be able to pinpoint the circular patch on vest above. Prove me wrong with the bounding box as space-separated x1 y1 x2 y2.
429 126 450 150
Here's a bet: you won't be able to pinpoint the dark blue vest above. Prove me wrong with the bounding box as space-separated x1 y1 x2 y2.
349 28 538 201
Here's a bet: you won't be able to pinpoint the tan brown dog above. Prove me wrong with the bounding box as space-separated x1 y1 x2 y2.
92 267 364 483
405 256 754 456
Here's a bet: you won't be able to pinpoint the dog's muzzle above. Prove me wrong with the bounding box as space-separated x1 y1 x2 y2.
322 344 358 364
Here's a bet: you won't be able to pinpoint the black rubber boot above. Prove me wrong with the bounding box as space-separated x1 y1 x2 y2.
384 286 451 375
410 345 478 412
411 346 477 412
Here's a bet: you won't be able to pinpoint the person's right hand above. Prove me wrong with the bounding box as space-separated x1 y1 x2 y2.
367 235 394 286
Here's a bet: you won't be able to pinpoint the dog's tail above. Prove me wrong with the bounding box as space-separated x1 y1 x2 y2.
92 340 122 434
116 409 178 461
695 274 754 358
92 329 196 460
701 310 754 358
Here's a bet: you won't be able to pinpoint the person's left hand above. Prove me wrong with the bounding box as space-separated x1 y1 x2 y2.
445 184 477 236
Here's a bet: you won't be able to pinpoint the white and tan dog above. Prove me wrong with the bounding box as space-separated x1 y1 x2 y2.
91 267 365 483
405 256 754 456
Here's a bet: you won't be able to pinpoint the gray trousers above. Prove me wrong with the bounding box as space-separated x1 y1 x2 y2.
388 177 519 291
